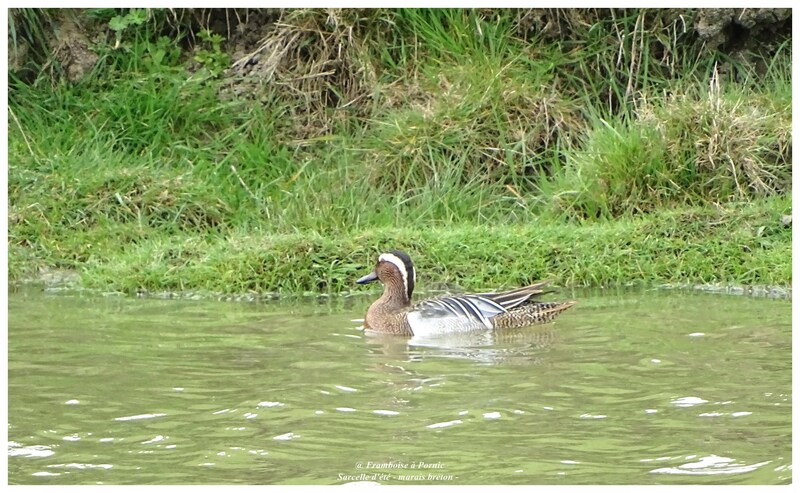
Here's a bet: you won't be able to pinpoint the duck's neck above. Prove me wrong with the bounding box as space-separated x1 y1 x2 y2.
378 284 411 308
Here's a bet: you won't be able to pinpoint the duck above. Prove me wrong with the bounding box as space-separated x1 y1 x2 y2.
356 250 576 336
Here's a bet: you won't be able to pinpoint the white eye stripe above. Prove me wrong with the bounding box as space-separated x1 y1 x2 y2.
378 253 409 292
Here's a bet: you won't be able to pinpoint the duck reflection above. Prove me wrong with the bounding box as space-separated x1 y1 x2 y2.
361 324 559 366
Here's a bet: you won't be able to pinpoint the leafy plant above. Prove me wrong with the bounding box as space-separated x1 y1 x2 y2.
144 36 182 71
108 8 148 49
193 29 230 77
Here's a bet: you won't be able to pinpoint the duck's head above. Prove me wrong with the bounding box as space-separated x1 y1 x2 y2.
357 250 416 302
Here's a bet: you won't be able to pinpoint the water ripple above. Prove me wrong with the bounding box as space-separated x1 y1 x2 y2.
257 401 284 408
114 413 167 421
426 420 463 429
373 410 400 416
650 455 771 476
670 397 708 407
8 442 55 458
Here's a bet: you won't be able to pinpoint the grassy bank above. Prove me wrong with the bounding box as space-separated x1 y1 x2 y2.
8 186 791 295
62 197 795 295
8 8 792 295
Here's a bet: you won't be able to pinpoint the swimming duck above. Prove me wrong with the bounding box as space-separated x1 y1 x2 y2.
356 250 576 336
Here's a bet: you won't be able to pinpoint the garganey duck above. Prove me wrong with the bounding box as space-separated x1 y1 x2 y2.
356 250 576 336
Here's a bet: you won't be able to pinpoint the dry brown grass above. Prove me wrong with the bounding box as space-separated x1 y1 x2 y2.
224 9 392 142
637 64 791 199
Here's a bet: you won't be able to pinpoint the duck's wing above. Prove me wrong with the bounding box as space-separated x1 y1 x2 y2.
476 281 553 310
410 294 508 331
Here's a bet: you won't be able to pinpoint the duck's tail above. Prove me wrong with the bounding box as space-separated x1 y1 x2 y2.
492 299 577 329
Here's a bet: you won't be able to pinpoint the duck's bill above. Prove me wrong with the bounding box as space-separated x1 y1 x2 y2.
356 271 378 284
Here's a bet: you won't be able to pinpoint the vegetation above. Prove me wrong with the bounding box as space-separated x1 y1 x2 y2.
8 8 792 295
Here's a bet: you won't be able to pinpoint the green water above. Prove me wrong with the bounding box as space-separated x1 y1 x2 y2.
7 286 791 485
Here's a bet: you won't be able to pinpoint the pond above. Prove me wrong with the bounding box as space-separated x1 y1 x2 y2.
7 286 791 485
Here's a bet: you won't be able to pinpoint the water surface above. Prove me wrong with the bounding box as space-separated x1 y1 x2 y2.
7 286 791 484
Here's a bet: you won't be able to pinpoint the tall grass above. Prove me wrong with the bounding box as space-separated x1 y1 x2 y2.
538 48 792 220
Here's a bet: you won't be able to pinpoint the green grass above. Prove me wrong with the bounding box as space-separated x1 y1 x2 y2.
9 189 791 295
7 8 792 294
72 196 795 294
